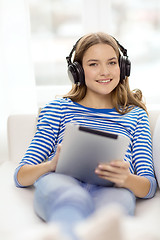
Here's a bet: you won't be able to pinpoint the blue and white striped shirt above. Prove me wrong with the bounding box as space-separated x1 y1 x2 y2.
14 98 157 198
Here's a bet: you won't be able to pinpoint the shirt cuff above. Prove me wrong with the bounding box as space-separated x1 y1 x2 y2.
14 165 27 188
143 175 157 199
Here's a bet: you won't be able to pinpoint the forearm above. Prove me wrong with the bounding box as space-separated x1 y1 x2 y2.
15 145 60 187
17 161 53 187
123 173 150 198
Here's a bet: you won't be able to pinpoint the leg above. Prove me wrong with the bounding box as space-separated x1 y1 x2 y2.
75 204 124 240
90 186 136 216
34 173 94 239
75 186 135 240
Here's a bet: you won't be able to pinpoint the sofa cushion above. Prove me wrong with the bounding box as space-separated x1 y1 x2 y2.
1 110 160 239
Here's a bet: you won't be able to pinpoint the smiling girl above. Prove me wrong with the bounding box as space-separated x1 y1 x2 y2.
14 32 157 240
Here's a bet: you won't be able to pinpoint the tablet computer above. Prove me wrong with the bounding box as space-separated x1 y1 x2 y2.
56 123 130 186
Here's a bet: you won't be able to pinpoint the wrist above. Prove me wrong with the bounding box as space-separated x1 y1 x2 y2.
122 172 133 189
44 160 56 172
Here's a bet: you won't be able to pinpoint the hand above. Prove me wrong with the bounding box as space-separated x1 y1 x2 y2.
95 160 130 187
49 144 62 172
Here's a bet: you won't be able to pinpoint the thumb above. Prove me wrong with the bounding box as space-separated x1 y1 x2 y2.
56 144 62 157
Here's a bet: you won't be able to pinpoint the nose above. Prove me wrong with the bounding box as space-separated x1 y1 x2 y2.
99 64 110 76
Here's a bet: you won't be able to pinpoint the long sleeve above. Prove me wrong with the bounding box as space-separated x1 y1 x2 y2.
14 99 63 187
131 110 157 198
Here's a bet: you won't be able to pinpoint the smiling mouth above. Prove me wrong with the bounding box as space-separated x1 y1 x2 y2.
96 79 112 83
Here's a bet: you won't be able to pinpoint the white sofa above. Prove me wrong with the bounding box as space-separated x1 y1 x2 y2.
0 109 160 240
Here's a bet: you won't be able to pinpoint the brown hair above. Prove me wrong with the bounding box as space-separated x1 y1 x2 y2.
63 32 147 114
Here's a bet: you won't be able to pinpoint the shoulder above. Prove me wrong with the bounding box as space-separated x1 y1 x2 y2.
126 106 148 119
45 97 71 106
126 107 150 131
119 107 149 131
38 98 74 119
41 98 72 111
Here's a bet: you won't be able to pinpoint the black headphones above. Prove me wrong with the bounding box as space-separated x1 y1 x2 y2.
66 36 131 86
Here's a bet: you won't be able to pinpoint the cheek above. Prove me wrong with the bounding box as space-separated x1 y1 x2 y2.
113 67 120 83
115 65 120 76
83 67 95 80
118 68 121 76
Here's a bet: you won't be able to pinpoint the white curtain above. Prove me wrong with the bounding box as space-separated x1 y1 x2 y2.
0 0 37 161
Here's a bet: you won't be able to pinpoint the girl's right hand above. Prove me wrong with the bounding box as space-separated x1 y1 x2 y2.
49 144 62 172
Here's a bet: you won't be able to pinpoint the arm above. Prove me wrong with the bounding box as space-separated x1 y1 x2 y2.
96 109 157 198
95 160 151 198
14 99 63 187
16 145 61 187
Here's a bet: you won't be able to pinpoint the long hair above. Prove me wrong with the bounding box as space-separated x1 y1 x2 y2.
63 32 147 114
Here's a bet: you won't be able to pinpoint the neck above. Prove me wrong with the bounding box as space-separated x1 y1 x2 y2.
77 94 113 109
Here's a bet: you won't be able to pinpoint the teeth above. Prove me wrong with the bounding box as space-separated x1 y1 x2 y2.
98 80 110 83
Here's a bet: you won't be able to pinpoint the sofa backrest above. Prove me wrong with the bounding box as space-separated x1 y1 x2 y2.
7 109 160 163
148 109 160 137
7 114 37 162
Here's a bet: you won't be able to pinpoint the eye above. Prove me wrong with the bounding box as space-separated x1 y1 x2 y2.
109 61 117 65
89 62 97 67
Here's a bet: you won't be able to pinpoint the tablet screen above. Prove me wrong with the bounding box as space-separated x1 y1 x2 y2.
56 123 130 186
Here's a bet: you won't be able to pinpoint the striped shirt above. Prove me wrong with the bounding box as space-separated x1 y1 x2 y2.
14 98 157 198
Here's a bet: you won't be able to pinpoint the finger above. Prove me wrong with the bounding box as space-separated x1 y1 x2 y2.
97 161 122 171
54 144 62 161
58 144 62 150
110 160 130 169
56 144 62 154
96 172 124 186
96 169 122 179
97 164 124 174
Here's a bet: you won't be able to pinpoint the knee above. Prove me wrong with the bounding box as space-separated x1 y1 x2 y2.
59 185 93 206
34 173 94 216
119 189 136 216
34 172 78 198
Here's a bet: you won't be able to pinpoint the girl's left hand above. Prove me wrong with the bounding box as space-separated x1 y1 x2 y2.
95 160 130 188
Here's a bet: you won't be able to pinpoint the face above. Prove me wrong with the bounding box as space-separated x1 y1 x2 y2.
82 43 120 99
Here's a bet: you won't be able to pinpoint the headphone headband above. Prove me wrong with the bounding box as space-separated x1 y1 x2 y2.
66 35 131 85
66 38 82 65
112 37 128 58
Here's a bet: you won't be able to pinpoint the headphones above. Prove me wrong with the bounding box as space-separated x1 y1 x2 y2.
66 36 131 86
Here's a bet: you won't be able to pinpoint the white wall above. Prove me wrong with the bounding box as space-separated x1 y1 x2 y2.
0 0 37 162
82 0 112 33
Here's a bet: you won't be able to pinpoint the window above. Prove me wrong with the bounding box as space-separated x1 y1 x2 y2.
28 0 160 106
29 0 83 86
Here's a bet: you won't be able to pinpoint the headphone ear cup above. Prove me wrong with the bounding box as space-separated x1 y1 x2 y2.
125 58 131 77
119 56 126 82
67 63 78 84
119 56 131 82
68 62 85 85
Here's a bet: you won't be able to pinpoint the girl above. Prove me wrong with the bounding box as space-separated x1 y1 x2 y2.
14 32 157 240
